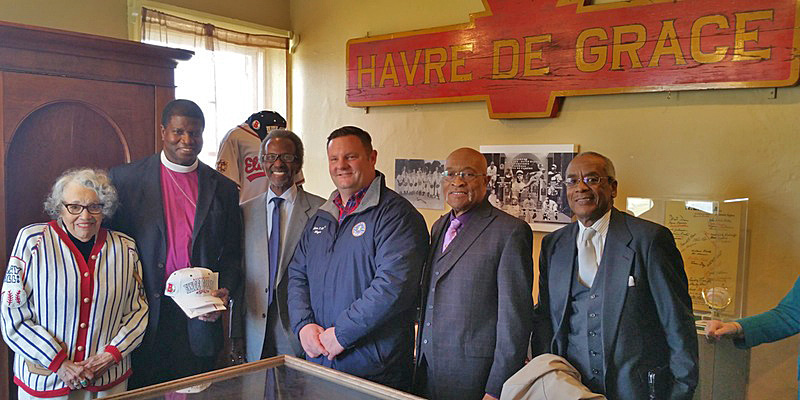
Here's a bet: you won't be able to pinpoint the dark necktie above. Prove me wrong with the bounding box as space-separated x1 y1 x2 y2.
268 197 284 306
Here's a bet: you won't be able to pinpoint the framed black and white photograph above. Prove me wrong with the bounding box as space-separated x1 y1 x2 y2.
480 144 578 232
394 158 445 210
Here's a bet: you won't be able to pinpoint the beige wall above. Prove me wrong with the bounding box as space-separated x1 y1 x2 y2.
290 0 799 398
0 0 290 39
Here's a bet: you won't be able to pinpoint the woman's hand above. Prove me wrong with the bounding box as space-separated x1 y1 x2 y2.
76 351 116 379
704 320 743 341
56 360 91 390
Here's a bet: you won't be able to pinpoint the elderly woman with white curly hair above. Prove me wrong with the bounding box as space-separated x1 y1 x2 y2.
1 168 148 400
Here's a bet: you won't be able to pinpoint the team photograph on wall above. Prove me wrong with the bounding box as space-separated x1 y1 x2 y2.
480 145 576 230
394 158 445 210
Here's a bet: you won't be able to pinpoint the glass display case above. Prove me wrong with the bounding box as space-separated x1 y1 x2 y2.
626 196 749 319
104 356 423 400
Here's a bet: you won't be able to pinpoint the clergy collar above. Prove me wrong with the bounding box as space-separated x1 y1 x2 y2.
160 151 198 173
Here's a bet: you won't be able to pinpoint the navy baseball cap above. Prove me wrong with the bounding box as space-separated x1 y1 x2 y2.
246 111 287 140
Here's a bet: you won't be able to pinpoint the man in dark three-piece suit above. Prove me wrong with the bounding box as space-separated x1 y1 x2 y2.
239 129 324 362
415 148 534 400
109 100 242 388
532 152 698 400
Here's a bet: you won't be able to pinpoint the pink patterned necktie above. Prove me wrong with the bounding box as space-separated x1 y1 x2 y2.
442 218 462 252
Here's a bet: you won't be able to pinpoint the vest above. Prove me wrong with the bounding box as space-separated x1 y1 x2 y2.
565 255 606 394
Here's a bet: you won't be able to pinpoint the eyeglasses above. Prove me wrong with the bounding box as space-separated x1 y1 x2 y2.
441 171 485 182
261 153 298 163
63 203 104 215
564 176 613 187
261 153 297 163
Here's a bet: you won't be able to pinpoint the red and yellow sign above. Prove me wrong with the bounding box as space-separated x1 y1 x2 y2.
346 0 800 118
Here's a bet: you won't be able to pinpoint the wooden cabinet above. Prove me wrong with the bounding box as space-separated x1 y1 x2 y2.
0 20 192 398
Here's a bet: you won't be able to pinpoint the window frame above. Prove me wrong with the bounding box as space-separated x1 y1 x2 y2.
126 0 295 127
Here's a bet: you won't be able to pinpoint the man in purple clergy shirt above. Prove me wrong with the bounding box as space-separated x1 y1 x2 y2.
109 99 242 388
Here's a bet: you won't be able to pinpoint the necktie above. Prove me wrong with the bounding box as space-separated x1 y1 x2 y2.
268 197 284 306
441 218 462 252
578 227 598 287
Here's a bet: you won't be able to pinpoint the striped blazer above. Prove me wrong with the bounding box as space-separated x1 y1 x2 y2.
1 221 149 397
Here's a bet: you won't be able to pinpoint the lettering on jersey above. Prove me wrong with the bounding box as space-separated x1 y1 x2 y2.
244 156 266 182
312 225 326 235
2 259 27 308
352 222 367 237
4 265 21 284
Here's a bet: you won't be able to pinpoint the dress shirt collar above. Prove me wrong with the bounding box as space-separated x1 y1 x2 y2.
448 206 475 229
577 208 611 238
160 151 198 173
267 184 298 205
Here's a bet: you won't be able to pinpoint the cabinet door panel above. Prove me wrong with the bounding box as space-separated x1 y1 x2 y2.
3 72 158 258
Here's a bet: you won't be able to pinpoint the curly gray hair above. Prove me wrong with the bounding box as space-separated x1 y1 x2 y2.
44 168 118 219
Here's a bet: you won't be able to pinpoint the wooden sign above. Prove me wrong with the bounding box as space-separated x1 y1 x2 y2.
346 0 800 118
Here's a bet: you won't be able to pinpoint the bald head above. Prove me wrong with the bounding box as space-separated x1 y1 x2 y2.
446 147 488 172
443 147 489 215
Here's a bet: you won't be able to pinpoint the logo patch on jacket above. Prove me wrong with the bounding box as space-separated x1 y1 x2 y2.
2 259 27 308
216 159 228 173
312 225 326 234
352 222 367 237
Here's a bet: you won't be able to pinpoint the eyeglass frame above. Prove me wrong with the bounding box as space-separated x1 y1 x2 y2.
563 176 614 187
441 170 486 182
62 203 105 215
260 153 299 164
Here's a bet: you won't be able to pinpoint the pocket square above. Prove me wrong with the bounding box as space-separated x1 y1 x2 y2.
628 276 636 287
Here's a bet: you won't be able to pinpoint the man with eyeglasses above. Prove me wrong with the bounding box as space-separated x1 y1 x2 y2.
288 126 429 390
216 110 306 204
239 129 324 363
532 152 698 400
413 147 533 400
109 99 242 388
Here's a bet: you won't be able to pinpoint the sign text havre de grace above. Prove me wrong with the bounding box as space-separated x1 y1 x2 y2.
346 0 800 118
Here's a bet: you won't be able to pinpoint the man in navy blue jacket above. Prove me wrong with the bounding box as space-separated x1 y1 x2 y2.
288 126 429 390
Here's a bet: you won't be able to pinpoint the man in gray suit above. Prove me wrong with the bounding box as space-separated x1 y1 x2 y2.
532 152 698 400
414 147 534 400
239 129 324 361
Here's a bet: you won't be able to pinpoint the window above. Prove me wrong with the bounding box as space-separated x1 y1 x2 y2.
133 4 290 166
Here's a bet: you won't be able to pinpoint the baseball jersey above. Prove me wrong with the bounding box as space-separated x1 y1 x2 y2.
216 124 269 204
1 222 149 397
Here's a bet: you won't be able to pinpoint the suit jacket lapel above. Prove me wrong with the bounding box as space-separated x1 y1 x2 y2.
144 155 167 240
276 189 312 285
550 222 577 341
192 164 217 246
251 193 269 273
430 215 448 263
600 208 635 354
432 201 495 283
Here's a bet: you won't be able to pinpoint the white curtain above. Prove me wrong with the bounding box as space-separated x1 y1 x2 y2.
141 8 288 165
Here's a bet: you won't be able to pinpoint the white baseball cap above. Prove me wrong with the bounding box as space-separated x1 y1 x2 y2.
165 267 226 318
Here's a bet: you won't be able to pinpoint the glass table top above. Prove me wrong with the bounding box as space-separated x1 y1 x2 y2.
104 356 422 400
